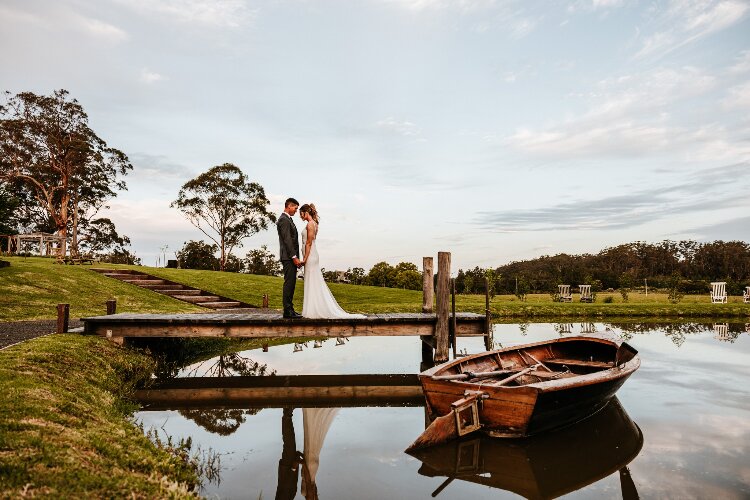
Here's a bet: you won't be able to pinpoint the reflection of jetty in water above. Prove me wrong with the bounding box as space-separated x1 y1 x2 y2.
138 370 643 499
409 397 643 499
135 374 423 411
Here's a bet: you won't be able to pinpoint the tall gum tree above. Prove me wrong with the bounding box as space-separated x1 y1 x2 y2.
171 164 276 271
0 90 131 256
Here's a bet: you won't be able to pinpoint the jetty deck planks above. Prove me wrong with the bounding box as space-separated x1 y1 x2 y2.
82 311 487 341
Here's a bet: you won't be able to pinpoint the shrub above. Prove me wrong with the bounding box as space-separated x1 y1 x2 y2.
603 296 614 303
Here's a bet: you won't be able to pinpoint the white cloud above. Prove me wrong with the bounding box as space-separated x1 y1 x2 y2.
506 66 720 158
380 0 498 12
115 0 256 27
375 117 422 137
0 4 127 42
729 49 750 74
634 0 748 59
722 82 750 109
139 68 166 84
75 15 128 42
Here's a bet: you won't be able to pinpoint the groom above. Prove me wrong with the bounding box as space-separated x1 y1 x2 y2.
278 197 303 319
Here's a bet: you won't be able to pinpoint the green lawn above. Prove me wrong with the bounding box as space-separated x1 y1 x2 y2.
1 257 748 322
0 257 201 321
0 334 199 498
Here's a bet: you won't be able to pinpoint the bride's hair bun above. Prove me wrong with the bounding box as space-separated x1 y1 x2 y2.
300 203 320 223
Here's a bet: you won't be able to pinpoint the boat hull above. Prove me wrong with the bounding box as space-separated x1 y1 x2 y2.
419 335 640 438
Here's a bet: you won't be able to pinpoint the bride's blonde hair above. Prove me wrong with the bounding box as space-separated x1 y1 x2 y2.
300 203 319 223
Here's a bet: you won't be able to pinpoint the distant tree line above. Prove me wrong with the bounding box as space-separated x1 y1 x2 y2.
455 240 750 296
176 240 424 289
174 238 750 296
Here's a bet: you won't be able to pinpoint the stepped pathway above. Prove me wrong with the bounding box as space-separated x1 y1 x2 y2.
91 268 254 310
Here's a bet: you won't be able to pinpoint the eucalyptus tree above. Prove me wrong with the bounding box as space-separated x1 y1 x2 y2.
0 90 131 256
171 164 276 271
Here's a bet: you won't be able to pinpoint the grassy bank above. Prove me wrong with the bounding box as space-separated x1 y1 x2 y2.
0 334 199 498
1 257 748 321
0 257 200 321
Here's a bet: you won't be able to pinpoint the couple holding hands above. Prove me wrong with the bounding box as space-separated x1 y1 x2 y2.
277 197 364 320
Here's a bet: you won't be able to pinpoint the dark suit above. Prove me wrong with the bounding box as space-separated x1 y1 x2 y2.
277 213 300 315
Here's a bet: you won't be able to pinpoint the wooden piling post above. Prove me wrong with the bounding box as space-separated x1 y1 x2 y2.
56 303 69 333
262 294 269 308
106 299 117 315
435 252 451 363
451 278 457 359
484 276 492 350
422 257 434 313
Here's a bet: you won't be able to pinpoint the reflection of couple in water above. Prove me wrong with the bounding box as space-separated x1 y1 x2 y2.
276 407 339 500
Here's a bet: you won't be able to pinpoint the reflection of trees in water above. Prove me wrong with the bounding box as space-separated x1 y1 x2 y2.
175 353 276 436
186 352 275 378
131 337 272 380
606 322 748 347
179 408 262 436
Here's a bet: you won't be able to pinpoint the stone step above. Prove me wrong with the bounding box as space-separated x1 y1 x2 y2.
174 295 221 303
106 273 147 280
93 268 138 274
159 289 201 296
202 301 242 309
124 279 167 285
139 284 185 290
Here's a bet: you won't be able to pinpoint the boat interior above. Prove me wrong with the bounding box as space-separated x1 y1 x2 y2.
434 340 633 387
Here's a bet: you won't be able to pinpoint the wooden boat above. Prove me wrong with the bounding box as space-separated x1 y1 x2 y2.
408 333 639 449
408 397 643 499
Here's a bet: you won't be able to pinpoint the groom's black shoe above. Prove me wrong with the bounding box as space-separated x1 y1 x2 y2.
283 311 303 319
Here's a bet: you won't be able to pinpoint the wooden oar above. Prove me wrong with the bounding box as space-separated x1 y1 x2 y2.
431 477 454 497
486 364 539 387
431 368 522 381
522 350 553 372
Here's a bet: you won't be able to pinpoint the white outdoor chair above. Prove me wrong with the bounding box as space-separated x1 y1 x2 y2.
558 284 572 302
744 286 750 304
710 282 728 304
579 284 593 303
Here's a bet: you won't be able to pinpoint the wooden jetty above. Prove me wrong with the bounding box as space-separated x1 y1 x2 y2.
83 311 486 341
135 373 424 409
82 252 491 363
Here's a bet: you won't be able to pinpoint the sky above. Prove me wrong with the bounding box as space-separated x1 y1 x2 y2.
1 0 749 271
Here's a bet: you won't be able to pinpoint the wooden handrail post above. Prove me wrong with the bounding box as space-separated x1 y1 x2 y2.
262 294 269 308
435 252 451 363
56 303 69 333
106 299 117 315
422 257 434 313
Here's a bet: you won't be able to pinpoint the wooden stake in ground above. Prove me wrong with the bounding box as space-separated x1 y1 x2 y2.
56 303 69 333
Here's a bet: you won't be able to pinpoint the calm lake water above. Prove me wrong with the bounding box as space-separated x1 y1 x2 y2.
136 322 750 499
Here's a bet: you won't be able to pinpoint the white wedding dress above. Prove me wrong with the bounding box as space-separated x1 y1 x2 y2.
301 222 366 319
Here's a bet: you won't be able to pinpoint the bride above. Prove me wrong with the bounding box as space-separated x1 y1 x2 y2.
299 204 365 319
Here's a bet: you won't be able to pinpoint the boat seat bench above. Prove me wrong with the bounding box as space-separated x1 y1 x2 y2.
545 358 613 369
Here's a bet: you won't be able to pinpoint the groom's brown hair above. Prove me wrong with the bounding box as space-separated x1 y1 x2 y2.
285 197 299 207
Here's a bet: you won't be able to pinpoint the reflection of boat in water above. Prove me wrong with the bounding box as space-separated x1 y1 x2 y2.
412 333 639 448
408 397 643 499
